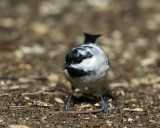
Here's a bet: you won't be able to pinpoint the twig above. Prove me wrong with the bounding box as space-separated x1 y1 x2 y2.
48 107 114 115
0 77 18 81
0 93 11 97
22 91 54 96
10 106 27 108
0 76 48 81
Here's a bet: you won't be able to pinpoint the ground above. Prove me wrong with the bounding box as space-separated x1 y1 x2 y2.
0 0 160 127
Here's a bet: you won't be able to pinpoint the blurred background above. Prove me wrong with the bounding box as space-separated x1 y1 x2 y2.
0 0 160 127
0 0 159 84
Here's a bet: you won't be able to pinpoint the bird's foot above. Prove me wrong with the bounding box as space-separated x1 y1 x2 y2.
98 89 108 112
65 90 74 111
65 102 71 111
100 100 108 113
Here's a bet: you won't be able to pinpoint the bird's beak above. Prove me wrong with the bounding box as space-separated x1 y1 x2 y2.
62 63 69 70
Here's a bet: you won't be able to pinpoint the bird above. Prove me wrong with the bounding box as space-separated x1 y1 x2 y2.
63 33 111 112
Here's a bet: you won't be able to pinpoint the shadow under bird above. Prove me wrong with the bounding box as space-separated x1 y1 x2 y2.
63 33 111 112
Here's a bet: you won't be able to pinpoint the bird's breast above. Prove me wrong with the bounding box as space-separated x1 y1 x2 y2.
64 68 107 90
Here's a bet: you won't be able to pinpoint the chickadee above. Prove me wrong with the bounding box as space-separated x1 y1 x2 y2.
63 33 110 112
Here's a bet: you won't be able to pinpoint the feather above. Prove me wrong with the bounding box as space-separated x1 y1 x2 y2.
84 33 101 44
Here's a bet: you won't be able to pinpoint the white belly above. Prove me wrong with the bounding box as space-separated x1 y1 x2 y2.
64 69 107 91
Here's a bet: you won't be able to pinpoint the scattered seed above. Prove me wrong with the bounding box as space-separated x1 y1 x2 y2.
54 97 64 104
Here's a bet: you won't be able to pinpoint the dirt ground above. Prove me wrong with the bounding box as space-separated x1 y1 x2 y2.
0 0 160 127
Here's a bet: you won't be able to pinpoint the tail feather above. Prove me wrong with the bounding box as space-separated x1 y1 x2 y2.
84 33 101 44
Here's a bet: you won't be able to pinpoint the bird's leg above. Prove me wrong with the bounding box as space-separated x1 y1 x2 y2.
65 89 74 110
98 89 108 112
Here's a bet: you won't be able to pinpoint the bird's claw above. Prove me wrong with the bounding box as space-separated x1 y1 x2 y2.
100 101 108 112
65 103 71 111
65 101 71 111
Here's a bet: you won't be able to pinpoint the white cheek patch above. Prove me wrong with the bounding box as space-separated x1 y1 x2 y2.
71 55 104 72
71 57 94 70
